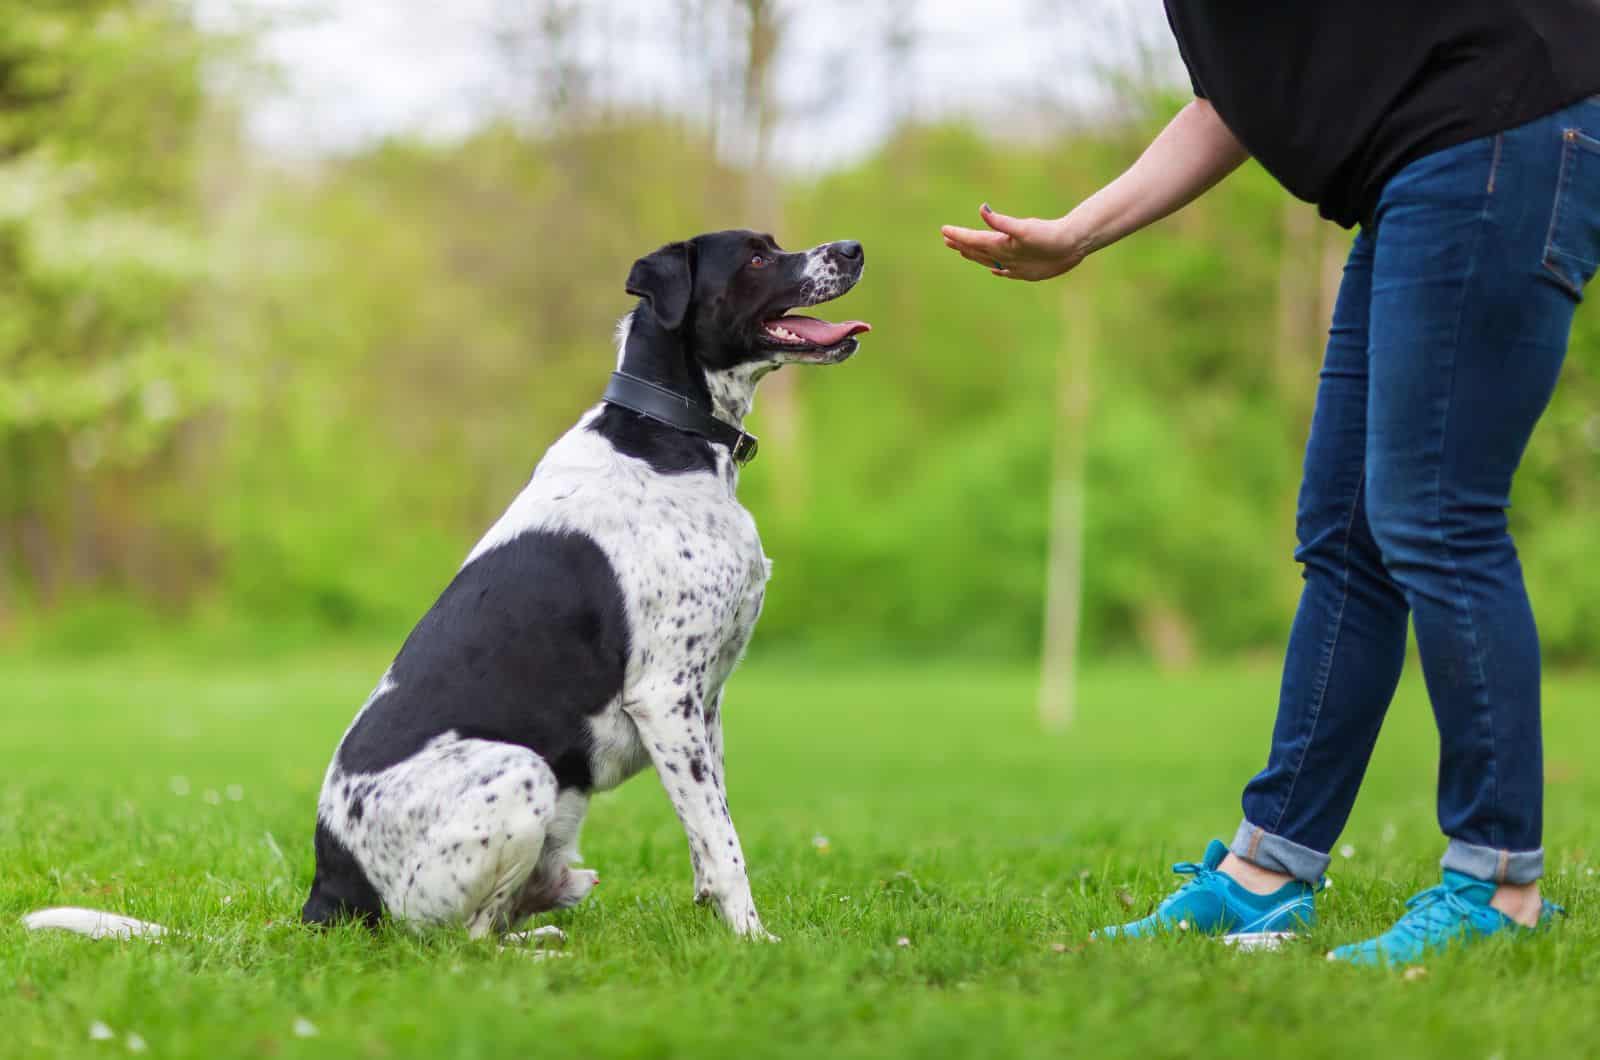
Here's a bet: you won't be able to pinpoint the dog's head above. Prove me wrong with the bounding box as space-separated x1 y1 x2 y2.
624 230 870 374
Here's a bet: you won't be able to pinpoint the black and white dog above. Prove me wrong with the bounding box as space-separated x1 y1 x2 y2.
25 230 867 944
299 231 867 940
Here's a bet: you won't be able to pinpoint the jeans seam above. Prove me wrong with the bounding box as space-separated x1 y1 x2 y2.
1270 471 1364 836
1486 133 1503 194
1436 190 1501 850
1541 131 1583 297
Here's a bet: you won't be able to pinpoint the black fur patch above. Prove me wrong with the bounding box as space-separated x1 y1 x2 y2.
589 404 718 476
336 530 630 790
301 820 383 928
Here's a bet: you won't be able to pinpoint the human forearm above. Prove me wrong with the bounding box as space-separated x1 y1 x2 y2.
1064 99 1249 254
941 99 1249 282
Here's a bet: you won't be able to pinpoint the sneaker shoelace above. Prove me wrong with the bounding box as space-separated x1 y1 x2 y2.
1163 858 1221 902
1378 885 1485 949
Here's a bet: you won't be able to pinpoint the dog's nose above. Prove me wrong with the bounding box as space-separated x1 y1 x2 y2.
832 240 863 261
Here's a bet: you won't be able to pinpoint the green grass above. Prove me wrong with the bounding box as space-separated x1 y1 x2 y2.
3 650 1597 1059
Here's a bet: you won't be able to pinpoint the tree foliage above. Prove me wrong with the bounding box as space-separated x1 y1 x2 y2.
0 1 213 613
5 10 1598 664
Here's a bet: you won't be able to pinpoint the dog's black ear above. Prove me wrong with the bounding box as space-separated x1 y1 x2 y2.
626 241 695 331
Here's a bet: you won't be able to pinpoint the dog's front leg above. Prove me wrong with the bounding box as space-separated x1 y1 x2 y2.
624 690 773 940
692 691 727 901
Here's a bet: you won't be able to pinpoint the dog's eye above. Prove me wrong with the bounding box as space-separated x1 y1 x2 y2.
748 254 768 268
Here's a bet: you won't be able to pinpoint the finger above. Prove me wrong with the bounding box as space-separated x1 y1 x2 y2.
947 240 998 267
979 203 1031 239
941 225 1008 250
959 246 1005 268
942 222 1002 238
945 236 1003 265
943 231 1011 259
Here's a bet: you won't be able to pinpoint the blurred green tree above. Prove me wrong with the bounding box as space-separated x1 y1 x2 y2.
0 1 216 623
5 6 1597 666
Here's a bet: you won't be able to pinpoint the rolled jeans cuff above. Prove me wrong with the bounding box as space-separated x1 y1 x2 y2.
1230 819 1331 884
1441 838 1543 885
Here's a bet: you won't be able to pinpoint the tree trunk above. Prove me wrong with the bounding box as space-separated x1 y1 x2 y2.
1039 282 1095 730
737 0 806 509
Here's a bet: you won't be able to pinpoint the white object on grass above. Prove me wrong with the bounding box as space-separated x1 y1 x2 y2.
24 907 167 940
502 925 567 946
1220 931 1296 952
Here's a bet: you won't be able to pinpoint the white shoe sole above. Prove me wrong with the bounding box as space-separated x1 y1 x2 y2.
1221 931 1296 951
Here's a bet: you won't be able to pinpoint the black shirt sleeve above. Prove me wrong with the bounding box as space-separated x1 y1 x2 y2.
1163 0 1207 98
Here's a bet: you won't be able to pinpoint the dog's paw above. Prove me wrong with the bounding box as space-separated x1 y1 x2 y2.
733 921 780 943
498 925 572 959
515 867 601 915
503 924 567 947
554 869 600 909
724 907 778 942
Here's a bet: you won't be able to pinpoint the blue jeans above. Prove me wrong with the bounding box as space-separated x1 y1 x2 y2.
1233 95 1600 886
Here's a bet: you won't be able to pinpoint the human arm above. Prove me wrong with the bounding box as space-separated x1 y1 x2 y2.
939 98 1250 281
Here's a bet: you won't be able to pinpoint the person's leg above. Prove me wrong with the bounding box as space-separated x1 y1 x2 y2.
1226 228 1413 888
1361 101 1599 924
1098 231 1415 941
1094 234 1395 941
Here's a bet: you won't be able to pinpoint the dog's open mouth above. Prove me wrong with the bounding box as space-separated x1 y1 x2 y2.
760 315 871 358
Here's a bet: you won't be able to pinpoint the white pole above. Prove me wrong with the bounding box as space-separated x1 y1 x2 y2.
1038 282 1094 730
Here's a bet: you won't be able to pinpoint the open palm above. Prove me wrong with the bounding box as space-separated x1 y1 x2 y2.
940 204 1088 281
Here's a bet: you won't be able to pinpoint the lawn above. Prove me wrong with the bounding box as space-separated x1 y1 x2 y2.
3 650 1597 1059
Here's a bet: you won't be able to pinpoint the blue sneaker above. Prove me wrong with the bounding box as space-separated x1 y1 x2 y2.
1327 870 1565 967
1095 840 1317 950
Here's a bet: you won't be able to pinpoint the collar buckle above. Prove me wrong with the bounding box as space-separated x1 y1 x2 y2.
603 371 760 467
730 433 759 466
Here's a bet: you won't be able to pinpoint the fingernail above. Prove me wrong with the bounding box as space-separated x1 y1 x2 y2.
980 202 992 214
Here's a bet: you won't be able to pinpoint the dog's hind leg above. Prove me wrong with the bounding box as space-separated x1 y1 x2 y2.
355 738 561 938
511 790 599 918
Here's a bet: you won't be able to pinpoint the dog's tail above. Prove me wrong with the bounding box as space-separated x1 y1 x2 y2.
23 907 168 940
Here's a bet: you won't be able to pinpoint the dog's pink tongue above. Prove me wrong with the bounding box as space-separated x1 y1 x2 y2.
771 316 871 345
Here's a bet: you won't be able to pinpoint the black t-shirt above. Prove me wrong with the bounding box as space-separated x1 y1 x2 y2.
1164 1 1600 228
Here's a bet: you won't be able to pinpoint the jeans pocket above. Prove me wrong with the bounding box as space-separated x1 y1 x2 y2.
1542 127 1600 298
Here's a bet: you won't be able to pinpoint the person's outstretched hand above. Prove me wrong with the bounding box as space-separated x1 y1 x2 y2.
940 203 1090 281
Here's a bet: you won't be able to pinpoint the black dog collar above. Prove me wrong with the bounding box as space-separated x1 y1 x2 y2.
602 372 760 466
